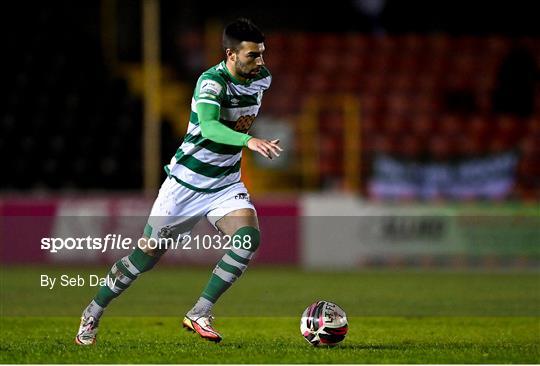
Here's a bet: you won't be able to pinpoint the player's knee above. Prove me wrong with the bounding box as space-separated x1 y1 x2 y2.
141 246 167 258
128 247 161 273
234 226 260 252
138 237 168 258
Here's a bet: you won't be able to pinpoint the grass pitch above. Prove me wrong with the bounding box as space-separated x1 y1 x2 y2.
1 266 539 363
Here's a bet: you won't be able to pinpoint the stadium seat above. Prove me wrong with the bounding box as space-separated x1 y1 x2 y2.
457 136 485 158
397 135 423 160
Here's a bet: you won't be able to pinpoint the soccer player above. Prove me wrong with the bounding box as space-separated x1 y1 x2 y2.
76 18 281 345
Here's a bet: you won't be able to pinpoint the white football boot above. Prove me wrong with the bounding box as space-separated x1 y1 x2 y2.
75 315 99 345
182 314 222 343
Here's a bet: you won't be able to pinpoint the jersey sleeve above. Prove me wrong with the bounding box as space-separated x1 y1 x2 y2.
194 73 252 147
194 74 226 107
197 103 252 146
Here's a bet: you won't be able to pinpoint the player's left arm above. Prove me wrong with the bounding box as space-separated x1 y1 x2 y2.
197 102 252 147
198 102 282 159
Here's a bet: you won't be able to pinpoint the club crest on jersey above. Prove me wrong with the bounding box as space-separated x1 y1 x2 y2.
234 114 255 132
200 79 222 97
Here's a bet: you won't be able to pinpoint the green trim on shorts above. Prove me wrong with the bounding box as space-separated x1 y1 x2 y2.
144 223 153 237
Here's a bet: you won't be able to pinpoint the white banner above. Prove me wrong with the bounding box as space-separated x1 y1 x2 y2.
300 195 539 269
301 195 459 268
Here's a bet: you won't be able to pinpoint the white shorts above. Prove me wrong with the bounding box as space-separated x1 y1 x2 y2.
145 177 255 239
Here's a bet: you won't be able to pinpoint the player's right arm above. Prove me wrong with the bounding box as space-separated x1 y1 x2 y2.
195 76 282 159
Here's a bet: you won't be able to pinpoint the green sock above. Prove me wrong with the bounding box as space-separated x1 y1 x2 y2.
199 226 260 305
93 248 160 307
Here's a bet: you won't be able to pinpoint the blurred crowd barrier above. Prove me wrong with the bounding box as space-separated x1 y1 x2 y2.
2 195 538 269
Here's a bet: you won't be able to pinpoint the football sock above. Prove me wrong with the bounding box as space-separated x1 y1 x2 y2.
193 226 260 312
83 300 104 320
186 297 214 317
91 248 160 310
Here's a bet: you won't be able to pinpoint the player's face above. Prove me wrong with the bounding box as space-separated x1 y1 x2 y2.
231 41 265 79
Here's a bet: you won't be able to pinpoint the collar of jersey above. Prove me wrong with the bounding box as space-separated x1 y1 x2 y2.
221 61 252 86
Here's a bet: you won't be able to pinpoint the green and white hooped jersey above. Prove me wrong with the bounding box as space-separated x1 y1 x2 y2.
165 61 271 193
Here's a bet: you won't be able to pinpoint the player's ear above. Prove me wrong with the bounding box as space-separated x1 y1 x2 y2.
226 48 236 62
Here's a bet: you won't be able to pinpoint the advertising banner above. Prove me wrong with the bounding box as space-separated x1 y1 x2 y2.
369 151 519 200
301 195 539 268
0 196 299 265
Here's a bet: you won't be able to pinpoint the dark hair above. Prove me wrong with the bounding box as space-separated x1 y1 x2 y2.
222 18 265 52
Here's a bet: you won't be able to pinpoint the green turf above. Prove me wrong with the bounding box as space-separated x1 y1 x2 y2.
1 266 539 363
1 316 538 364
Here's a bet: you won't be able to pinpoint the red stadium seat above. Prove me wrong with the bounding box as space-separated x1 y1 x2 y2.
457 136 485 157
336 72 363 93
317 33 343 51
438 114 464 137
398 135 423 159
428 135 454 161
399 34 426 54
367 134 397 155
360 94 384 115
526 117 540 135
382 115 408 136
391 73 416 93
410 113 435 138
305 73 332 93
467 116 490 139
488 136 511 154
519 135 540 157
319 112 344 134
426 34 451 54
494 115 523 146
345 33 370 54
384 92 410 116
313 50 339 74
367 51 392 74
343 53 366 74
363 73 387 94
361 113 379 136
485 36 510 58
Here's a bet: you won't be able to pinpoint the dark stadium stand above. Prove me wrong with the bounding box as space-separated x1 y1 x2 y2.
2 7 539 199
3 5 143 190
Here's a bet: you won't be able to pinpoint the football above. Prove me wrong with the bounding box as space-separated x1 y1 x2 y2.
300 300 348 346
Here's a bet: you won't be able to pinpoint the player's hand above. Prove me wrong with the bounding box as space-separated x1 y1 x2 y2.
246 138 283 159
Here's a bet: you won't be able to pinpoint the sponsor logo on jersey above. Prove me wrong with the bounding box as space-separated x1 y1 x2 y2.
200 79 223 97
234 193 250 202
233 114 255 132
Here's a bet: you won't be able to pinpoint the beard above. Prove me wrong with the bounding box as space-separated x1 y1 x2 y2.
235 59 260 79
